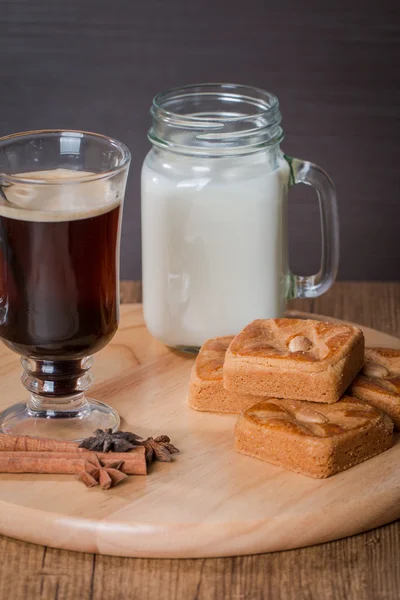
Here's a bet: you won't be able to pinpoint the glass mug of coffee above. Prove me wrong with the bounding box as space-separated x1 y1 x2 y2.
0 130 130 439
142 83 339 351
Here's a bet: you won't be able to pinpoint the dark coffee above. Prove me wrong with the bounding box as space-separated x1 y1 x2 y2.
0 204 121 359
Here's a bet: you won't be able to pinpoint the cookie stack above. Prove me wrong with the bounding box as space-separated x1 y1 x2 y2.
188 318 397 478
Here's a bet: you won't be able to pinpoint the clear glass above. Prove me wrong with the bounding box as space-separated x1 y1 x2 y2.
141 83 339 351
0 130 131 440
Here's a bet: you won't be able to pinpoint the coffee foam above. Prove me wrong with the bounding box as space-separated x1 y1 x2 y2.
0 169 121 222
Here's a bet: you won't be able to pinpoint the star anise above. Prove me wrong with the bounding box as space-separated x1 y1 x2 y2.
79 429 180 464
77 454 128 490
79 429 143 453
137 435 180 464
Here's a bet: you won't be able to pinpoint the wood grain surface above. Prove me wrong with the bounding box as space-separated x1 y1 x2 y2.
0 282 399 599
1 1 399 280
0 303 399 560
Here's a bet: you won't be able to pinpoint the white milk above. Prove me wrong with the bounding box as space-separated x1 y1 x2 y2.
141 152 291 348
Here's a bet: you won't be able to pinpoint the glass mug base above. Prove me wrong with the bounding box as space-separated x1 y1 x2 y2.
0 397 120 441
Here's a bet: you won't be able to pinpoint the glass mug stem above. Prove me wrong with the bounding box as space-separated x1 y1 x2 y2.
21 357 94 417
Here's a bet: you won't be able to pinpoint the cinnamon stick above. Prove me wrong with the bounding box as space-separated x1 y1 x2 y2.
0 448 146 475
0 434 84 453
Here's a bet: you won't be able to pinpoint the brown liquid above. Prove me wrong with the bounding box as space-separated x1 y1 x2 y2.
0 205 120 359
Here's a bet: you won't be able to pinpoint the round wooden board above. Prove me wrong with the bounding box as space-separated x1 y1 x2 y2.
0 305 399 558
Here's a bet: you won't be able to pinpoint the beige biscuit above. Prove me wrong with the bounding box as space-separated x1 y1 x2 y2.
234 396 393 478
188 336 261 413
350 347 400 430
224 318 365 403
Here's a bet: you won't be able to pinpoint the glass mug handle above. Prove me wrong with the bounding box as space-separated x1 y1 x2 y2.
285 156 340 299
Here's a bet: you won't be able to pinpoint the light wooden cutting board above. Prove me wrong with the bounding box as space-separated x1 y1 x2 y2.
0 305 398 558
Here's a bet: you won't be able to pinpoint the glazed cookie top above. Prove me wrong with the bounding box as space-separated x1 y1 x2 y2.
352 347 400 395
228 318 364 372
195 336 234 381
242 396 389 439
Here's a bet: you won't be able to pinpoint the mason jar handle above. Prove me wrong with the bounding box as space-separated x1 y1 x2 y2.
286 156 339 299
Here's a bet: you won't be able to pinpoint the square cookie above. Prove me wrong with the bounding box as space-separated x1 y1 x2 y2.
188 336 261 413
224 318 365 403
234 396 393 478
350 347 400 430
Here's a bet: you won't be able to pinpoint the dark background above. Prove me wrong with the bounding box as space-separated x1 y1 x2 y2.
1 0 399 281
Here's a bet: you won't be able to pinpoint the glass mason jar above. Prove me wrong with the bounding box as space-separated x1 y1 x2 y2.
141 84 339 351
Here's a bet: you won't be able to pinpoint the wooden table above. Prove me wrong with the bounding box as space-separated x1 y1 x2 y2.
0 282 399 600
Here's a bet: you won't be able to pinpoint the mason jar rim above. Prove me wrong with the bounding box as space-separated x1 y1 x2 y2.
0 129 131 185
151 83 281 126
148 83 283 155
